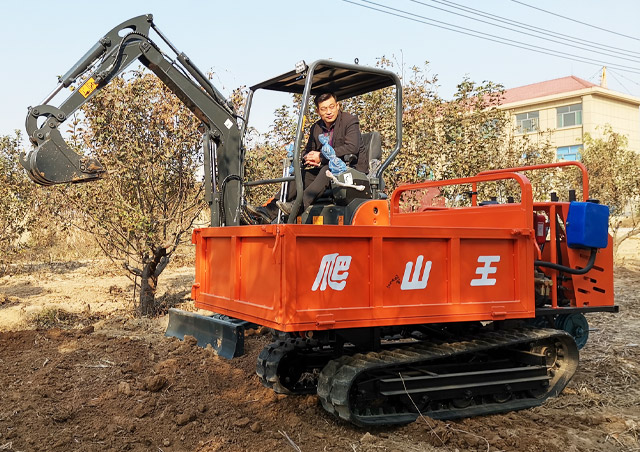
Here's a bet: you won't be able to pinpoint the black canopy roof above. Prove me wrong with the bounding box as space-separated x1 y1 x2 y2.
250 60 398 100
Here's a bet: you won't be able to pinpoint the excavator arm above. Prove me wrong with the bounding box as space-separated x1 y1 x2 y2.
21 14 243 226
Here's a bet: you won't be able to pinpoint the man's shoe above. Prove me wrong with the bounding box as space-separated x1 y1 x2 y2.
276 201 293 215
245 204 275 224
240 208 257 225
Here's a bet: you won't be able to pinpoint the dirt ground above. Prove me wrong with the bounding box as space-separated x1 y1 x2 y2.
1 238 639 452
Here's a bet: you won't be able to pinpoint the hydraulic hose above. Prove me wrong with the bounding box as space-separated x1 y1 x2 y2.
220 174 243 225
534 248 597 275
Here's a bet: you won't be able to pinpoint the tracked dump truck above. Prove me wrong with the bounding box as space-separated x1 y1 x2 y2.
21 14 617 426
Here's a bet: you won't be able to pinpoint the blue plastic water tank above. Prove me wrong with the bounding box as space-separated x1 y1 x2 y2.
566 201 609 249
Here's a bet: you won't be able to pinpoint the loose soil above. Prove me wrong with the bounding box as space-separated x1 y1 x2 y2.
1 243 639 451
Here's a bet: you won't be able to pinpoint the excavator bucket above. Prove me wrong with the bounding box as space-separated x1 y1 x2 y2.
165 308 253 359
20 128 105 186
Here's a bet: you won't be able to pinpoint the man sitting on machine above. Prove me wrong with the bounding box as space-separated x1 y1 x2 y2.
247 92 368 223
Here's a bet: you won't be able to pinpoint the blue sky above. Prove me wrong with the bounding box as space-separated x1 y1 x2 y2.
2 0 639 139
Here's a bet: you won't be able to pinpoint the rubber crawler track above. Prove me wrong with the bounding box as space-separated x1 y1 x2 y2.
316 328 578 426
256 338 321 394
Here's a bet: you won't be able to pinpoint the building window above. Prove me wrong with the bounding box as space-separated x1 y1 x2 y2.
557 104 582 128
516 111 539 134
557 144 583 161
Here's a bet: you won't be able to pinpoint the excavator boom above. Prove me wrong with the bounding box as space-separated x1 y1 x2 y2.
21 14 242 226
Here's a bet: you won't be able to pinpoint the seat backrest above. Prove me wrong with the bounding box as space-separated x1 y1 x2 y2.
361 131 382 161
318 132 384 205
361 131 384 192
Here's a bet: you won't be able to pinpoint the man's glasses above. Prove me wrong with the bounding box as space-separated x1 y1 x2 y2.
318 103 338 114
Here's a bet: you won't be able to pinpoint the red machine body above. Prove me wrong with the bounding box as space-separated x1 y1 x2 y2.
191 164 614 333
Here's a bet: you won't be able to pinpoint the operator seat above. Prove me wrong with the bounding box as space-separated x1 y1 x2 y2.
315 131 383 205
302 131 384 224
343 131 382 177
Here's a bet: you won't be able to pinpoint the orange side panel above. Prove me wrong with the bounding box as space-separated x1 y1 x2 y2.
566 236 614 307
192 217 535 332
351 200 390 226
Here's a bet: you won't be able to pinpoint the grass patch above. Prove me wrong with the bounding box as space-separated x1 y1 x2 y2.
28 307 102 329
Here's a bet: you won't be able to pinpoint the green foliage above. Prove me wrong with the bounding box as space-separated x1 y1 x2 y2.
244 143 287 206
0 132 37 268
582 126 640 248
244 95 307 207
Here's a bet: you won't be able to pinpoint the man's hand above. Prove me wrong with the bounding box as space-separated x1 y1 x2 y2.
304 150 322 167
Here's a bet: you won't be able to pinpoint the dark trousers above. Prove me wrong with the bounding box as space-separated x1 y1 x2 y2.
287 165 331 209
266 165 331 215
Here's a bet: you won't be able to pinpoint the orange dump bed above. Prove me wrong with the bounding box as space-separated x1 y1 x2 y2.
192 221 535 332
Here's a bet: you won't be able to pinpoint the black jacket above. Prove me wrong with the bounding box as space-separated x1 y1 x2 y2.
303 111 368 173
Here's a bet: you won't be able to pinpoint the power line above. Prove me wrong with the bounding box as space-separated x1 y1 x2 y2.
406 0 640 64
428 0 640 58
342 0 640 75
586 67 603 83
608 68 640 88
606 70 633 95
424 0 640 93
511 0 640 42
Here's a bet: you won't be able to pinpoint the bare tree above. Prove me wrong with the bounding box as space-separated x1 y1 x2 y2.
63 71 204 315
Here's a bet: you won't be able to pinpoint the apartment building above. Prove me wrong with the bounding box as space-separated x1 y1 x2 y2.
499 73 640 160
